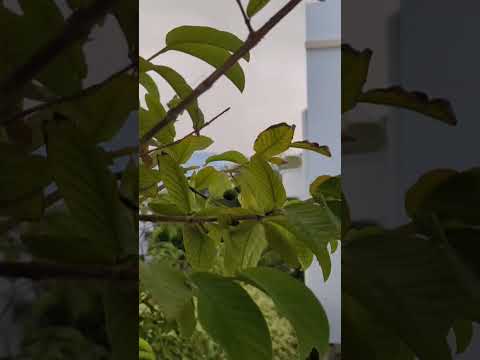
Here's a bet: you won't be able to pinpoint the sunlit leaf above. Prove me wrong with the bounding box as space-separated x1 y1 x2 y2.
206 150 248 165
254 123 295 159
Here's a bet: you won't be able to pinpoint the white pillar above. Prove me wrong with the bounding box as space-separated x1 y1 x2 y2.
304 0 341 345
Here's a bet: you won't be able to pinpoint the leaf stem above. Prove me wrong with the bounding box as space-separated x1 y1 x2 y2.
144 107 230 155
235 0 254 33
4 62 136 125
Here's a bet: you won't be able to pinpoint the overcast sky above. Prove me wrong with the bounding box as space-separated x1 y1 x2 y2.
140 0 307 154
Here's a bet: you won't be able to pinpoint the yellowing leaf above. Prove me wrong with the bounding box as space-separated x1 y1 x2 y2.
206 150 248 165
290 141 331 157
254 123 295 159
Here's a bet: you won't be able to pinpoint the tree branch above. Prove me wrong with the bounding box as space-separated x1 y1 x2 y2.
140 0 303 145
0 261 138 280
139 213 266 224
235 0 254 33
0 0 119 117
4 62 136 125
144 107 230 155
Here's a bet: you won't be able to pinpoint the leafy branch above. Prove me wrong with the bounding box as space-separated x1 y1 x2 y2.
140 0 303 144
4 61 136 125
0 0 119 117
143 107 230 155
139 213 267 224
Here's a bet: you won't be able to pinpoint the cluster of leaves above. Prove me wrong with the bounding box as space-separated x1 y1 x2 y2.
341 45 479 360
139 231 299 360
138 3 339 359
0 1 138 358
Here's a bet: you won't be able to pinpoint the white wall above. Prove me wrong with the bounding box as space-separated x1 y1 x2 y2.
304 0 342 345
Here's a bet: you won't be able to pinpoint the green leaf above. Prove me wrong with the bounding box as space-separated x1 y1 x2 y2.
166 43 245 92
342 292 414 360
0 2 87 96
177 299 197 338
166 25 249 61
405 169 456 219
406 168 480 225
310 176 342 202
241 267 330 358
191 272 272 360
139 163 162 196
262 220 312 270
139 72 160 99
247 0 271 17
193 166 232 198
47 122 135 258
103 282 137 360
224 221 267 275
0 143 51 219
139 107 175 144
148 200 184 216
254 123 295 159
342 44 372 114
343 228 480 360
139 338 155 360
140 261 193 321
147 62 204 130
238 155 286 213
183 224 217 271
285 202 339 280
290 141 331 157
23 213 115 264
206 150 248 165
59 73 137 143
453 319 474 354
157 154 193 214
165 135 213 164
359 86 457 125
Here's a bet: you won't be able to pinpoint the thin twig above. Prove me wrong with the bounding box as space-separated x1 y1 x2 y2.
139 213 266 224
144 107 230 155
0 0 119 117
140 0 303 145
235 0 254 33
4 62 136 125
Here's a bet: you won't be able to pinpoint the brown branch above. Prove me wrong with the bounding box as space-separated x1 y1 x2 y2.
140 0 303 145
235 0 254 33
139 213 265 224
4 62 136 125
0 261 137 280
144 107 230 155
0 0 119 117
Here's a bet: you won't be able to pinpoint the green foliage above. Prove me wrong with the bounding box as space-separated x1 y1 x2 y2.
341 44 478 360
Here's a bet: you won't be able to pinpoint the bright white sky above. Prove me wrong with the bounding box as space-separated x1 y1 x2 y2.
140 0 307 154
